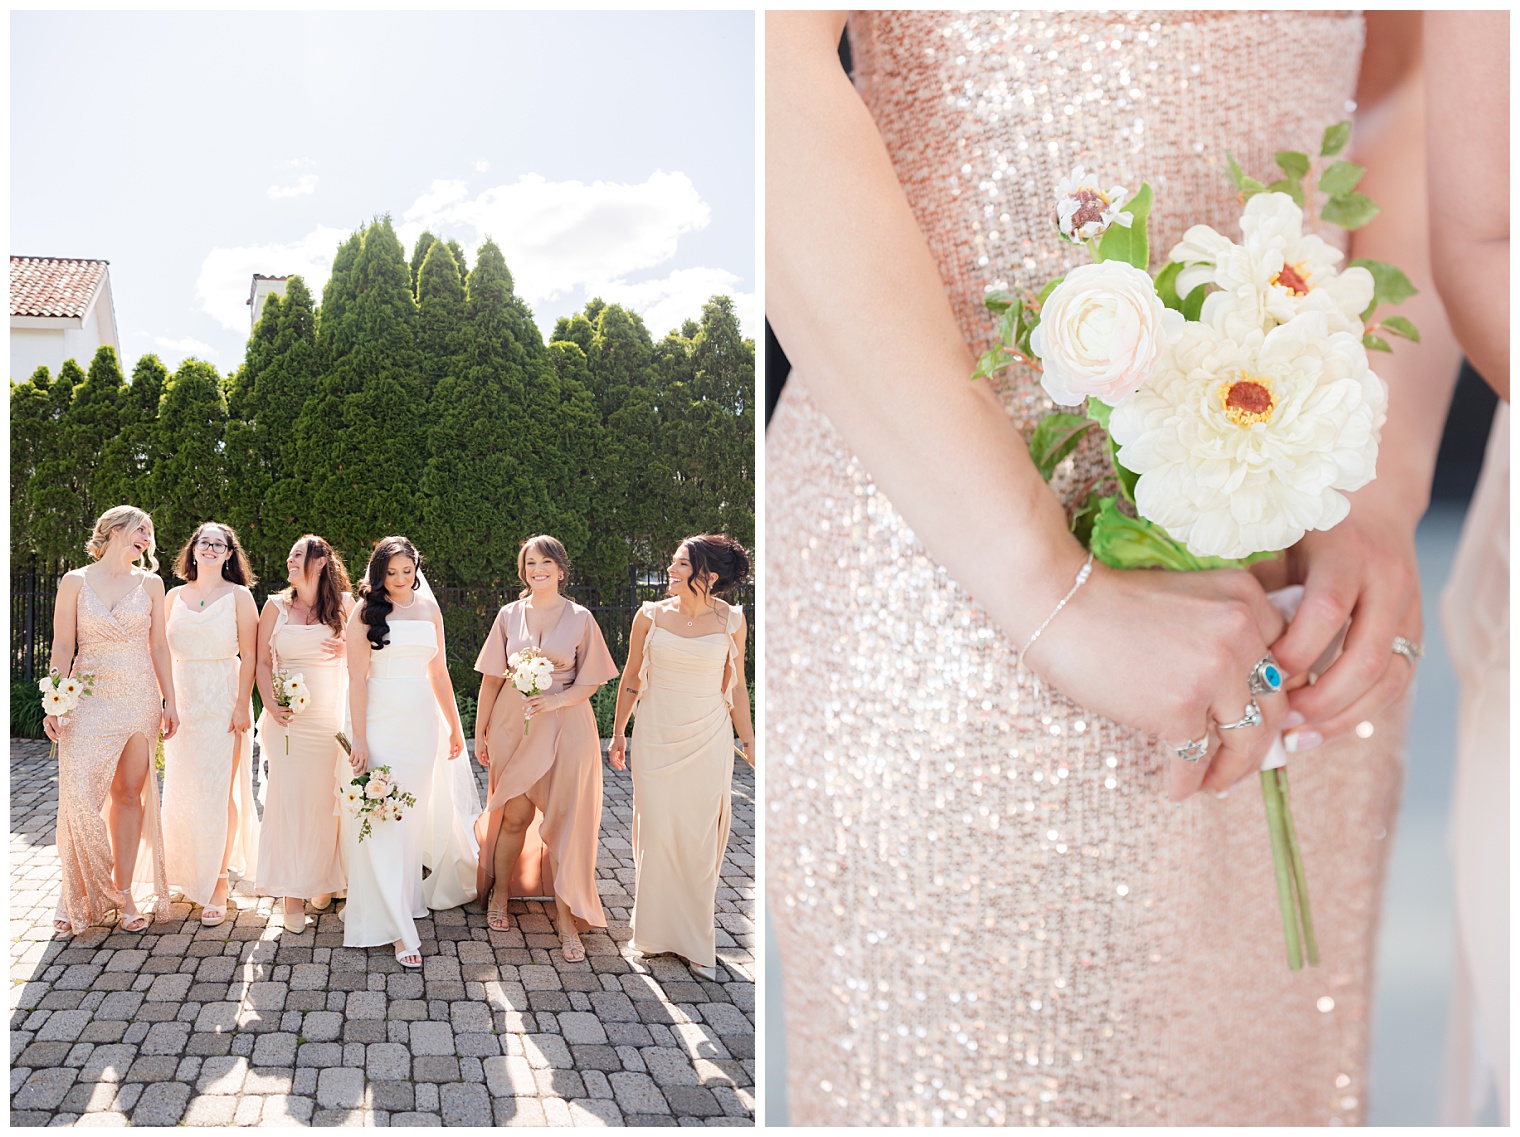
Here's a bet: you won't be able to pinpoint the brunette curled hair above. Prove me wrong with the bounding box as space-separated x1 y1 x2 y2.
516 535 571 600
173 522 256 587
283 535 351 636
359 536 421 651
680 534 750 599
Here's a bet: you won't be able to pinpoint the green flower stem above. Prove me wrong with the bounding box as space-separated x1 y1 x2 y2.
1276 768 1320 968
1260 769 1303 971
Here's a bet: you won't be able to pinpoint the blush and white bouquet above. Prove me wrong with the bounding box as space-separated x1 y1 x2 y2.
975 124 1418 970
506 648 555 735
39 667 96 762
344 764 417 843
270 670 309 754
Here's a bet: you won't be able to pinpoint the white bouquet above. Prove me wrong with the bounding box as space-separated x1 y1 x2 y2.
39 667 96 762
271 670 309 755
506 648 555 735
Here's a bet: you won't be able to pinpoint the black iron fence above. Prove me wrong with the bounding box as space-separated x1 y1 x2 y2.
10 562 753 687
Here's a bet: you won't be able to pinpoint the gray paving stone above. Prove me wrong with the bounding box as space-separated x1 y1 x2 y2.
441 1082 492 1126
130 1080 190 1126
560 1010 609 1044
569 1097 626 1126
193 1001 239 1033
251 1032 298 1067
260 1093 315 1125
645 1047 702 1086
316 1066 364 1109
14 1068 79 1111
611 1070 672 1115
183 1093 238 1125
408 1020 454 1056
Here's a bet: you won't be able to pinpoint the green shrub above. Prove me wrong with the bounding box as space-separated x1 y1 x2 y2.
11 679 45 738
456 692 477 736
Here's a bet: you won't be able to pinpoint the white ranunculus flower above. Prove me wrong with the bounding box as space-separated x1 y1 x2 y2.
507 651 523 670
1109 309 1388 560
1030 261 1183 407
1169 192 1374 337
365 779 389 800
1054 166 1133 241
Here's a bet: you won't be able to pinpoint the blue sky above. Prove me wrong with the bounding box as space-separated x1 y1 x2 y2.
11 11 756 374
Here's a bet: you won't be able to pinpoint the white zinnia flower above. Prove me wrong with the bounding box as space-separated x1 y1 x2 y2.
292 694 310 713
42 690 74 715
513 671 539 694
59 677 82 696
38 677 54 693
507 651 523 670
1108 309 1388 560
1054 166 1134 241
1030 261 1183 407
283 675 305 696
1169 192 1375 338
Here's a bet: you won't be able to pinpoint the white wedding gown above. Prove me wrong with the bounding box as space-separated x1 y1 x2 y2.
342 620 478 951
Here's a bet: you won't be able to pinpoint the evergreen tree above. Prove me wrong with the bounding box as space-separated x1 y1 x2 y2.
143 359 229 555
409 232 438 298
10 365 75 567
71 347 133 527
296 217 423 567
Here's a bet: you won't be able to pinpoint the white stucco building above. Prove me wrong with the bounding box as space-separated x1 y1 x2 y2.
248 274 290 330
10 256 120 380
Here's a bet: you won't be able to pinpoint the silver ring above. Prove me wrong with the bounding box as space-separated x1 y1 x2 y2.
1218 698 1263 731
1392 636 1425 666
1174 738 1209 763
1247 654 1284 696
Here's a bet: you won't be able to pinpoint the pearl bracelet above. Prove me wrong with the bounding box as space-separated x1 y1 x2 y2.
1018 553 1094 666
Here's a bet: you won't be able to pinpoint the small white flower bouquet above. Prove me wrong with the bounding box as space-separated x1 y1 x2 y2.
976 124 1419 970
39 667 96 761
506 648 555 735
271 670 309 755
344 764 417 843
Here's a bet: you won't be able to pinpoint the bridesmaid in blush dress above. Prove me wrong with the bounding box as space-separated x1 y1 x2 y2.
608 536 755 981
161 522 260 928
44 506 176 935
255 535 353 934
473 535 618 963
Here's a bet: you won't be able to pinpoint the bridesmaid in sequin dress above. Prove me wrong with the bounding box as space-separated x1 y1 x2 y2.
44 506 175 935
161 523 260 928
768 11 1441 1126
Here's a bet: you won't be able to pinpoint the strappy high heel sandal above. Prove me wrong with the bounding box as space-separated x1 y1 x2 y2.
560 930 586 964
118 908 150 934
395 945 423 969
486 891 511 932
201 875 230 927
51 905 73 936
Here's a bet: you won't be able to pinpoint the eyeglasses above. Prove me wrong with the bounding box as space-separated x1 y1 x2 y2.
196 541 229 554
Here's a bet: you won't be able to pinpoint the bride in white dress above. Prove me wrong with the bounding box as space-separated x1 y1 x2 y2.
341 536 478 967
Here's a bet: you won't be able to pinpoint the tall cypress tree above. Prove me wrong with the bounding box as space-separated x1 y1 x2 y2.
297 217 423 567
10 365 75 568
70 346 135 531
144 359 230 555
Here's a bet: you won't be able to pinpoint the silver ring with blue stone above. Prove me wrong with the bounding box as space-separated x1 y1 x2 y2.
1247 654 1284 696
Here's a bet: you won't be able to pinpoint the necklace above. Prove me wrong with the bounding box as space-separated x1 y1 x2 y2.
394 591 417 610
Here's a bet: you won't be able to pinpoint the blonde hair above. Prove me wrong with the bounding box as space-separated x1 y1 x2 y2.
517 535 570 599
86 506 159 573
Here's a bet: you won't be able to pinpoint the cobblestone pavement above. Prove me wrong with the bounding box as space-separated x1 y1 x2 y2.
9 738 755 1126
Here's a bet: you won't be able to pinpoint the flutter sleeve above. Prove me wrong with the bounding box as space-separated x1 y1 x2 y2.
723 604 747 709
574 606 620 688
473 606 511 676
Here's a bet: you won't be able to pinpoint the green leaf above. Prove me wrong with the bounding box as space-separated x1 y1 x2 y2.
1016 305 1039 358
983 290 1017 314
1317 160 1366 196
1036 276 1064 306
1348 258 1417 308
1111 442 1140 503
1071 490 1104 549
1362 333 1392 353
1095 182 1153 270
1321 121 1351 158
1274 151 1310 180
1379 314 1420 342
972 348 1002 381
1265 178 1305 207
1085 397 1113 432
1226 152 1246 191
1027 413 1096 481
1320 192 1380 230
998 306 1020 349
1240 176 1267 199
1154 261 1185 311
1181 283 1208 322
1089 497 1279 572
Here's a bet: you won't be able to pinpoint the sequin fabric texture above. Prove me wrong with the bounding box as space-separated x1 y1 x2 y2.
54 577 170 931
766 10 1404 1126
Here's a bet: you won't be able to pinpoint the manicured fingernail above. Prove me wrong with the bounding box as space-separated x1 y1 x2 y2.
1284 729 1322 753
1282 710 1306 729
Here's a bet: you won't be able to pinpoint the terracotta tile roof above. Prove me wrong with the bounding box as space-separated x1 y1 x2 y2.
11 256 108 319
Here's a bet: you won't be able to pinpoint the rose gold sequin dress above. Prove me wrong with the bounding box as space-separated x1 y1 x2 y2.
767 11 1404 1126
54 575 170 931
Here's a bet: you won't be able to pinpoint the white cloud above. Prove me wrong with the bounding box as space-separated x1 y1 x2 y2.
152 336 219 365
196 226 350 333
474 159 489 173
267 174 318 199
607 266 757 341
398 170 711 305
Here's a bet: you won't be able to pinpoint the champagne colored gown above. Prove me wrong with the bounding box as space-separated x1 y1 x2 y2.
767 11 1405 1126
628 601 746 970
54 574 170 931
473 600 619 930
254 596 347 900
161 592 259 906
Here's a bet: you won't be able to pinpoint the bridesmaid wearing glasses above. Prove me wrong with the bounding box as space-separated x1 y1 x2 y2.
160 523 260 927
44 505 176 934
254 535 354 934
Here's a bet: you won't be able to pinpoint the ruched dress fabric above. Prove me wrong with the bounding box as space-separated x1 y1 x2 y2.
473 600 619 931
161 593 259 906
629 601 745 970
767 11 1405 1126
254 596 347 901
54 576 169 932
342 620 477 951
